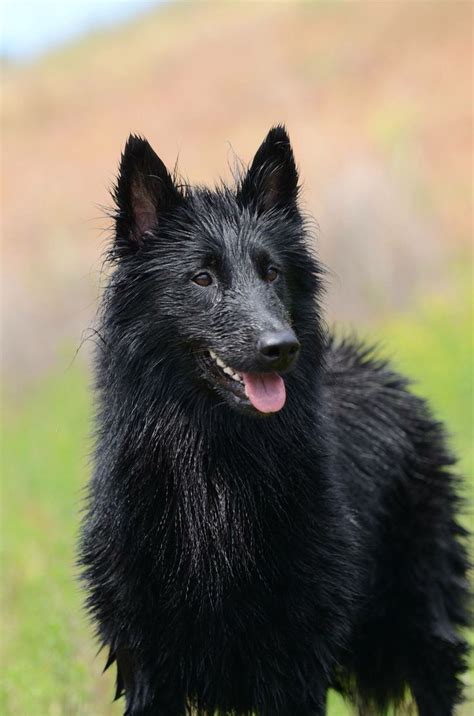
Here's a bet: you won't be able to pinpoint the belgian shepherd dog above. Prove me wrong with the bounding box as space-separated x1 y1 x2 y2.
80 126 470 715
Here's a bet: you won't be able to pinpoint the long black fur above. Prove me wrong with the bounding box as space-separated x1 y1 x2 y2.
79 126 470 715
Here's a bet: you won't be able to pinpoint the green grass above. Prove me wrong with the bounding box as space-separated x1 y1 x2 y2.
1 364 119 715
2 288 472 715
376 286 473 486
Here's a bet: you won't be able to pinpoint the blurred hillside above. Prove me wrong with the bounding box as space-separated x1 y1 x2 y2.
2 1 472 386
2 4 473 715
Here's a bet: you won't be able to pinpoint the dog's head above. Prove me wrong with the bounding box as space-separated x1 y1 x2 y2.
108 126 323 415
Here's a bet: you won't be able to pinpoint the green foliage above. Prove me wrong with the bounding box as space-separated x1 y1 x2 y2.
375 283 473 495
2 288 472 714
1 365 120 715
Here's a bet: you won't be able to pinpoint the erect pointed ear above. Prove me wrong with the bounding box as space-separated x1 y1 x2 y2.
113 135 181 254
238 125 299 214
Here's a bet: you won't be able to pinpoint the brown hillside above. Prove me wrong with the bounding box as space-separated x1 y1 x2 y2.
1 1 472 383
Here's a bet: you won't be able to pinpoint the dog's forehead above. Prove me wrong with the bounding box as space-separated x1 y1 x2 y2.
190 191 273 256
201 218 271 263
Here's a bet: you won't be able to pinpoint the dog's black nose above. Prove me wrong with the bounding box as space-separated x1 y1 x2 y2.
257 329 300 370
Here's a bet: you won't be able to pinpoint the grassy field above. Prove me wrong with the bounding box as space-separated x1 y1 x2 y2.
2 286 472 715
2 1 471 713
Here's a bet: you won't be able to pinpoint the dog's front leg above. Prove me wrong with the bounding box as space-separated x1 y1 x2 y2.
258 667 328 716
117 649 186 716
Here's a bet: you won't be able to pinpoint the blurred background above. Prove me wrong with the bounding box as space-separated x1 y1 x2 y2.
1 1 472 714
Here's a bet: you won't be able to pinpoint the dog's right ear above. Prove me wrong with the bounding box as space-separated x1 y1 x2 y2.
113 135 181 256
238 125 299 214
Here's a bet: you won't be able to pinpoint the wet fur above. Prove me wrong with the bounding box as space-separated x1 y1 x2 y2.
79 127 470 715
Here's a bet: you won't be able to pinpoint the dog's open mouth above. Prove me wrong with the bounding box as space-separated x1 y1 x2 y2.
201 350 286 414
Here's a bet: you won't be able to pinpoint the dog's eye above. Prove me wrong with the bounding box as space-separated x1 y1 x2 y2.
264 266 279 283
192 272 213 287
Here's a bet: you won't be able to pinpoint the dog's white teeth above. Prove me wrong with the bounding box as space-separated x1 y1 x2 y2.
210 350 225 368
209 351 242 382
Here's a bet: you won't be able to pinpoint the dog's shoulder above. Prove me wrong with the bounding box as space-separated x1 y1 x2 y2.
320 332 451 467
322 332 410 402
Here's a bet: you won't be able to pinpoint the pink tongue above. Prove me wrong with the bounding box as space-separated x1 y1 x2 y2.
242 372 286 413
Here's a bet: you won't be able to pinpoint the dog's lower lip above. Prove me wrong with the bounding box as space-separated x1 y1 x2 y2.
200 351 286 413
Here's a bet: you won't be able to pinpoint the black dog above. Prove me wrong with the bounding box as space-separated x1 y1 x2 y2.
80 126 470 715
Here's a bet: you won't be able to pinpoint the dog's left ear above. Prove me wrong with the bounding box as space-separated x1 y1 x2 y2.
113 135 181 256
238 125 299 213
